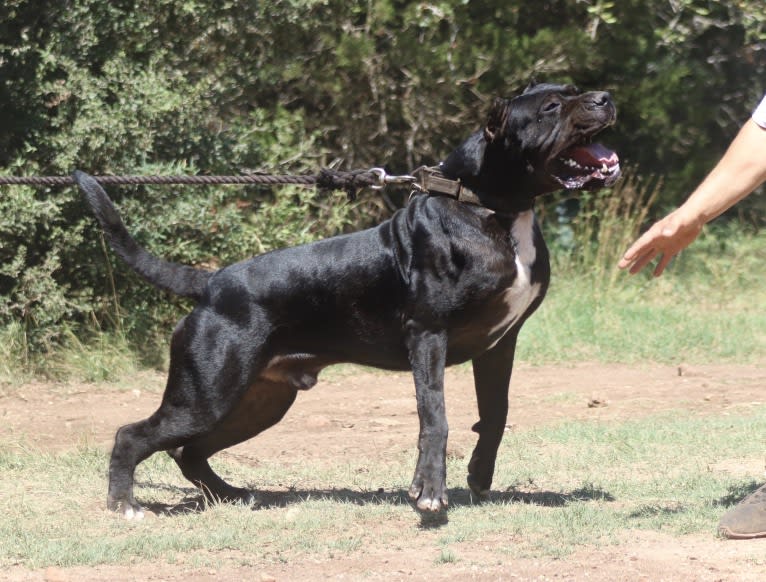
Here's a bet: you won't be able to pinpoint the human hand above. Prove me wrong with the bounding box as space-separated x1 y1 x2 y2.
618 209 703 276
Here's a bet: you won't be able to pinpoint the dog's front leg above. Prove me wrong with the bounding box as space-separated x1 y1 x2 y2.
467 331 517 498
406 323 449 512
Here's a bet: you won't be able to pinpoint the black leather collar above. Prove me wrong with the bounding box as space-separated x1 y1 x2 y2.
412 166 533 215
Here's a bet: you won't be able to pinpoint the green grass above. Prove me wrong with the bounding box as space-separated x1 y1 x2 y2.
2 406 766 569
516 221 766 365
517 270 766 364
0 322 32 387
47 328 140 383
0 325 140 389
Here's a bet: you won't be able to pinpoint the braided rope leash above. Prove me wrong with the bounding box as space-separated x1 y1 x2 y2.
0 168 419 199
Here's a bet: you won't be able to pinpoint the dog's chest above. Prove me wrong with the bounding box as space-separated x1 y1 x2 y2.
486 211 542 347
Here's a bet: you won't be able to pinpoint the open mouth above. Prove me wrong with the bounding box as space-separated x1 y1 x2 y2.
550 142 621 190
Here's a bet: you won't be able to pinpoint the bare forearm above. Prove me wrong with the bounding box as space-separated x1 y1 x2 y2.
618 117 766 277
679 119 766 225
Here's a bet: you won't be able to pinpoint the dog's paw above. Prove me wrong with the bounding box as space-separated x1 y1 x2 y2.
107 495 145 520
466 450 494 500
408 478 449 512
466 474 490 500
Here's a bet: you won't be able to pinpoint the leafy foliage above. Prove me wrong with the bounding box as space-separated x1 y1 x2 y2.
1 0 764 361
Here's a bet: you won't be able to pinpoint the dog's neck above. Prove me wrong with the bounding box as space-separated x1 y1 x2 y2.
438 131 538 215
417 168 534 216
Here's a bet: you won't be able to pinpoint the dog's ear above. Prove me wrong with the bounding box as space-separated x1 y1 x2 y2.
523 77 539 94
484 98 512 143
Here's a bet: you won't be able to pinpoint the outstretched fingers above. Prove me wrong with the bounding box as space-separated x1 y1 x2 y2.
618 211 702 277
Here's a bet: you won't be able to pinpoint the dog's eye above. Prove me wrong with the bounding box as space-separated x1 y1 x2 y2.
542 101 560 113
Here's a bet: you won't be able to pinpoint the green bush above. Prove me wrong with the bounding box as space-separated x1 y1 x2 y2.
0 99 354 357
1 0 764 376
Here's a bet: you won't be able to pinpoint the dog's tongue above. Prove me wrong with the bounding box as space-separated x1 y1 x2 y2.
568 143 619 166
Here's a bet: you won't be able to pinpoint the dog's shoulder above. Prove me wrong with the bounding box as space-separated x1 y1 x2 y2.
387 195 523 276
386 194 495 246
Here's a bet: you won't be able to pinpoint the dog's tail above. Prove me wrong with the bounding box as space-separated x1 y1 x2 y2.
74 170 212 301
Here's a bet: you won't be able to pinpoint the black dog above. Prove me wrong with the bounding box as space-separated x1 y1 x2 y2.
75 83 619 519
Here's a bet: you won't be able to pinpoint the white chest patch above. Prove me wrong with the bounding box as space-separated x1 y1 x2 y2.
488 210 542 347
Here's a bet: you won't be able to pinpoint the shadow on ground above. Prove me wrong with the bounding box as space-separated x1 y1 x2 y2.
136 480 616 528
714 480 762 508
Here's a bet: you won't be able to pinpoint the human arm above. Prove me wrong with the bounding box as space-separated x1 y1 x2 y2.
618 118 766 276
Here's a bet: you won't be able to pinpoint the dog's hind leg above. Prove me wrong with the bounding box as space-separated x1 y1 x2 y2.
106 368 233 519
466 331 517 498
167 378 298 505
106 319 192 519
106 315 272 518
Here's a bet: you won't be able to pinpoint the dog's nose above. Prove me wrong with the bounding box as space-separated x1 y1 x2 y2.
585 91 611 109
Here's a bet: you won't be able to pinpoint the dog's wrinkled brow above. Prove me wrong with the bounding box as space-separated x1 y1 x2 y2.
561 85 579 96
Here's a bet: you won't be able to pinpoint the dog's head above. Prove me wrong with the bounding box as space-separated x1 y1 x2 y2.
485 82 620 194
442 83 620 209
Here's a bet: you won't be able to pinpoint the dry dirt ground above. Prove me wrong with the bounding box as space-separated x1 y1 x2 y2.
3 362 766 581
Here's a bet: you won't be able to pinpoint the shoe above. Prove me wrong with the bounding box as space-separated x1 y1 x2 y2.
718 482 766 539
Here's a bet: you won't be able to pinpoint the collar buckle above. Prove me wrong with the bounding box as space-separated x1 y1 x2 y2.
411 166 482 206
